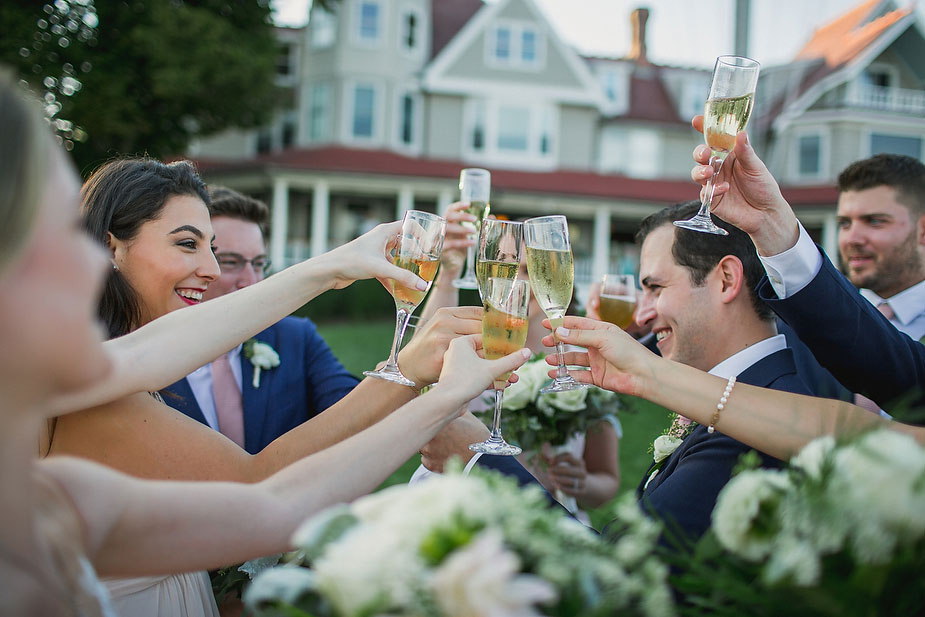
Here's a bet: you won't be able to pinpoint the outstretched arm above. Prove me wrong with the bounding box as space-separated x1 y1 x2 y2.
42 336 532 577
547 317 924 460
49 222 428 414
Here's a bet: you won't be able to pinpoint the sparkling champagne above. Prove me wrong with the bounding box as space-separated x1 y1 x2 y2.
525 246 573 329
704 93 754 153
475 260 519 298
462 200 489 230
390 256 439 311
482 302 529 389
598 294 636 329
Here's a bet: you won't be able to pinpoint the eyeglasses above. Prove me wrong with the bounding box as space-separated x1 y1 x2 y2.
216 253 271 274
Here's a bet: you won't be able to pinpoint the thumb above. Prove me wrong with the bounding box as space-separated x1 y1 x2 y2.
732 131 766 172
487 348 531 380
381 262 429 292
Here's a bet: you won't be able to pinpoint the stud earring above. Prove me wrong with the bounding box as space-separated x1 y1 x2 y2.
112 262 119 271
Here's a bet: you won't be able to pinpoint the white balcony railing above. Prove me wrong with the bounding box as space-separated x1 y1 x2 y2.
839 85 925 115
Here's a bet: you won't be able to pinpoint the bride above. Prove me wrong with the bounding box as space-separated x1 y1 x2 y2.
0 75 530 615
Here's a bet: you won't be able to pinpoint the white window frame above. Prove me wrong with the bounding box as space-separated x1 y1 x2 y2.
310 7 336 50
862 62 900 88
484 20 545 71
352 0 384 48
306 81 331 142
399 5 425 59
343 80 382 145
791 127 829 182
393 87 422 153
865 128 924 159
462 97 557 168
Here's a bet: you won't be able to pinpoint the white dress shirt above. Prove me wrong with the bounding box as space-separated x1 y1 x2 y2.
186 344 244 431
708 334 787 379
759 222 925 340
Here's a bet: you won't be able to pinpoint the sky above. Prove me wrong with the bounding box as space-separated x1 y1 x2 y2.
271 0 925 69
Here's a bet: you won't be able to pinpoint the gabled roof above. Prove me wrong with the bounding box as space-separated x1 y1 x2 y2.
623 69 684 124
795 0 909 67
431 0 484 59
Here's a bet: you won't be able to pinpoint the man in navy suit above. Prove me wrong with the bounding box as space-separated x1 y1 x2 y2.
689 126 925 414
421 202 823 540
162 188 358 454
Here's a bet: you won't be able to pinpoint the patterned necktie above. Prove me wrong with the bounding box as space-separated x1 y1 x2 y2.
877 301 895 320
212 352 245 448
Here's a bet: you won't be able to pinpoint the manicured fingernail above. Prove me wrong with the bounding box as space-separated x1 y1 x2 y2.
556 327 570 337
416 279 428 290
521 348 531 359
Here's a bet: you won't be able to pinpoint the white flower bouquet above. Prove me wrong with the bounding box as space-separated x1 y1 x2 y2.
477 356 620 454
244 468 674 617
674 428 925 616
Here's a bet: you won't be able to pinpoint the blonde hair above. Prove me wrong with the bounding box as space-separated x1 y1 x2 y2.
0 70 51 275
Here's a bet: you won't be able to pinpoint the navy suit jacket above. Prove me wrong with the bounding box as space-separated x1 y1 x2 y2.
479 347 814 541
757 249 925 413
162 316 358 454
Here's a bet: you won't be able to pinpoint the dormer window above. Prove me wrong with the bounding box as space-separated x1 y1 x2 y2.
354 1 382 46
487 22 543 70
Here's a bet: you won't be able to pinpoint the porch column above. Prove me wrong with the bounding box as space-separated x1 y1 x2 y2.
437 187 453 214
311 180 330 257
592 208 612 284
821 213 838 262
270 176 289 269
397 184 414 219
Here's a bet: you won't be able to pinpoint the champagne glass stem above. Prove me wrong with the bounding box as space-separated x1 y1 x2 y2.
555 339 570 380
699 153 726 216
488 388 505 442
462 242 476 280
383 307 412 371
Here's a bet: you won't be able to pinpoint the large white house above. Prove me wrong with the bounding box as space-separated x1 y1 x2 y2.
188 0 925 286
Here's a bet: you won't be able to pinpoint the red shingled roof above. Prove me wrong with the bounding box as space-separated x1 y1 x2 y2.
192 146 834 208
622 70 684 124
431 0 484 59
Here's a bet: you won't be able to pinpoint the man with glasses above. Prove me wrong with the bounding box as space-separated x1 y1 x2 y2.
162 187 359 453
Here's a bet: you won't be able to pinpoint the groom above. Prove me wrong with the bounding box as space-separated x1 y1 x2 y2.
162 188 358 454
423 202 828 540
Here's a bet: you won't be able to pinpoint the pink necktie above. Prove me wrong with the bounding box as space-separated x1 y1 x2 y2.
877 301 895 320
212 353 245 448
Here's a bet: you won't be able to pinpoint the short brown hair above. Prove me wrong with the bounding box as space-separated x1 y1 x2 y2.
208 186 270 237
837 154 925 217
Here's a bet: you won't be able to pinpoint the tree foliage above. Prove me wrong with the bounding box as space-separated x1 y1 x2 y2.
0 0 281 174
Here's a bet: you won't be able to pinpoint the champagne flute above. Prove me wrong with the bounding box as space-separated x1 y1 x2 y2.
469 277 530 456
364 210 446 386
675 55 760 235
475 218 523 301
452 168 491 289
598 274 637 329
523 215 586 394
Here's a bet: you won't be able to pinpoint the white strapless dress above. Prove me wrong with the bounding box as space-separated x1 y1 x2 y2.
103 572 219 617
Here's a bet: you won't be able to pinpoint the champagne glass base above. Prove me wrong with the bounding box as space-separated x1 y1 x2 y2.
469 438 522 456
363 366 416 387
452 276 479 290
673 215 728 236
540 378 588 394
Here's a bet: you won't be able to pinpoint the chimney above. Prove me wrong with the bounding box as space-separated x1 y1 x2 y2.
734 0 751 57
628 8 650 64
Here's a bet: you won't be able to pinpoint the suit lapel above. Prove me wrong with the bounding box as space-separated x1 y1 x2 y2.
161 378 209 427
241 330 275 454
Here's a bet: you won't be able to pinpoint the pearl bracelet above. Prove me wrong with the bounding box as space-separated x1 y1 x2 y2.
707 375 736 434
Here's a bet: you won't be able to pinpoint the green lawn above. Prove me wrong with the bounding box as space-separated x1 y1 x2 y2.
316 319 672 531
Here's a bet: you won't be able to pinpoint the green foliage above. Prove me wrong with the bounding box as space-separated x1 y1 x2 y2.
293 279 397 323
0 0 279 173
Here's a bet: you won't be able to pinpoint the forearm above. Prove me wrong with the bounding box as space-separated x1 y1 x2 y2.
51 255 340 414
86 387 467 576
749 200 801 257
577 472 620 509
637 358 901 459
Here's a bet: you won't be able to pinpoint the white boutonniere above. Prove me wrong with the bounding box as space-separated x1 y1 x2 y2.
243 339 280 388
645 414 696 489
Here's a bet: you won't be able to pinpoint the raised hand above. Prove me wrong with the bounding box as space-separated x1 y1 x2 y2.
437 334 531 403
690 116 799 255
323 221 431 291
540 315 657 398
397 307 483 389
420 411 490 472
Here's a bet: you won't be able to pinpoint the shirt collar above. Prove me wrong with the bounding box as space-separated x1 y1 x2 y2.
188 343 244 377
860 279 925 326
708 334 787 380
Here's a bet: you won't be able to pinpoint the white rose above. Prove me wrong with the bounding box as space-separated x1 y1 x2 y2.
762 533 821 586
536 386 587 414
503 361 546 411
244 565 316 610
250 341 280 368
789 435 835 478
431 529 555 617
712 469 791 561
652 435 682 464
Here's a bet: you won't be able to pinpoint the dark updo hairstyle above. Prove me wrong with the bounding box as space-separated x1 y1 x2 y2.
80 158 210 338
